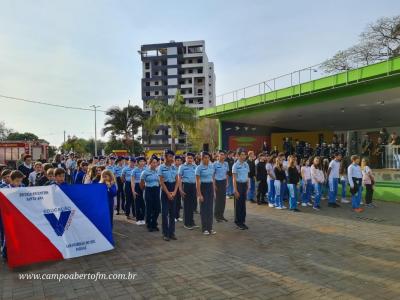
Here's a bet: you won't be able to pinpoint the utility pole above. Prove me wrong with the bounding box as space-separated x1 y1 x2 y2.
63 130 66 144
90 105 100 156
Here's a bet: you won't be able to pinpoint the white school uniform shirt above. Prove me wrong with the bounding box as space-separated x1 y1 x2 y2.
266 163 275 181
311 165 324 184
28 171 38 185
301 166 311 181
328 160 340 180
347 163 362 188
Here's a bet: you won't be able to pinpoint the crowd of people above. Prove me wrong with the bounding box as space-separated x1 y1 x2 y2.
0 141 378 261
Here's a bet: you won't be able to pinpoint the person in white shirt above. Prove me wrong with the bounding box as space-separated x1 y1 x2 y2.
301 159 313 207
327 153 342 208
361 158 375 208
310 156 324 210
347 155 363 212
339 160 349 203
266 156 276 207
28 162 43 186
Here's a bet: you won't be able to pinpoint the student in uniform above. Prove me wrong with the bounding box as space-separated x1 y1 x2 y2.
361 158 375 208
174 156 183 222
140 156 161 232
232 149 250 229
256 153 268 205
300 159 312 207
226 151 235 198
74 161 88 184
311 156 324 210
17 155 33 187
0 169 12 261
0 169 11 188
287 155 301 212
348 155 363 212
178 152 198 230
100 170 117 228
273 156 286 210
213 150 229 222
266 155 276 207
246 151 256 203
53 168 68 186
327 153 342 208
158 150 179 241
28 162 43 186
114 157 125 215
122 157 136 220
131 157 147 225
339 160 349 203
195 151 216 235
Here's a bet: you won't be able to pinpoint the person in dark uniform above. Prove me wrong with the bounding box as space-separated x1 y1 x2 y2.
256 152 267 205
361 134 374 159
226 151 235 198
158 150 179 241
195 151 216 235
213 150 229 222
283 137 292 157
246 151 256 203
114 157 125 215
375 137 386 169
122 157 136 220
270 146 279 157
232 149 250 230
140 155 161 232
132 156 147 225
295 140 304 162
174 156 183 222
262 141 269 153
321 142 330 159
314 143 321 157
17 155 33 187
178 152 198 230
338 143 347 158
303 142 313 159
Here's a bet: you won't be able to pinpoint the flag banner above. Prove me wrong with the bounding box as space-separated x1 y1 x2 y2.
0 184 114 268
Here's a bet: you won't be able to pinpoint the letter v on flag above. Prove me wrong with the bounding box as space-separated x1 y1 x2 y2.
0 184 114 268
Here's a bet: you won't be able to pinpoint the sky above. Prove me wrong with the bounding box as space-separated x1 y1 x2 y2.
0 0 399 146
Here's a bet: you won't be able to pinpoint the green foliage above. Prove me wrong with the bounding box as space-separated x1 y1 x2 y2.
144 90 197 151
60 136 88 154
103 135 143 156
7 132 39 141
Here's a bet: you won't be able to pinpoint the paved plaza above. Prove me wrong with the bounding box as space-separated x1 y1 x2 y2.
1 199 400 300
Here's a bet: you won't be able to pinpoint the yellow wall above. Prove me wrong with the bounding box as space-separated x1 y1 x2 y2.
271 131 334 151
146 150 185 157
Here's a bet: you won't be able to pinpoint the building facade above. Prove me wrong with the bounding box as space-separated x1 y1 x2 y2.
140 40 216 151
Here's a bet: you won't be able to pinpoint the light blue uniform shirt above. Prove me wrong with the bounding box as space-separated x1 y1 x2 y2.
158 163 178 183
347 163 362 187
122 166 134 182
132 166 146 183
232 161 250 183
140 168 160 187
105 165 115 173
114 165 124 177
214 161 229 181
195 163 215 183
178 163 197 184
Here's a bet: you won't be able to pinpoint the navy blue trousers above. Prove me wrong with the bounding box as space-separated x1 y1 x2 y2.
234 182 247 225
161 182 177 237
182 183 196 227
145 186 160 229
124 181 135 217
200 182 214 232
134 183 145 221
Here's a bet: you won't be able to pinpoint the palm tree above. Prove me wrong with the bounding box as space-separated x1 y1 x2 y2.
102 105 145 149
145 91 197 151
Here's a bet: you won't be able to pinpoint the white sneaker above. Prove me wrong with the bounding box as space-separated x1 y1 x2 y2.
178 217 183 222
175 218 178 222
307 203 313 207
360 201 364 205
136 221 141 225
341 198 350 203
203 230 210 235
281 206 287 209
210 230 217 235
268 203 274 208
301 203 307 207
275 206 283 210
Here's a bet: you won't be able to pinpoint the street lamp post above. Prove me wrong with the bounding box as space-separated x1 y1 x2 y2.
90 105 100 156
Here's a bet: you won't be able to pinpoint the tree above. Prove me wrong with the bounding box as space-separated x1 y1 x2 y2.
60 136 88 155
187 118 219 152
103 135 143 156
7 132 39 141
102 105 145 148
0 121 12 140
85 139 105 156
144 90 197 151
321 15 400 73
